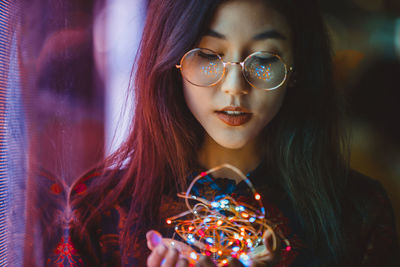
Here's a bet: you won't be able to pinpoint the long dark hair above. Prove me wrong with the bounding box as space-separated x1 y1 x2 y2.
72 0 348 265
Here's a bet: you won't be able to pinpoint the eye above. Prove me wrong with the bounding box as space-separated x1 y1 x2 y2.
253 56 279 64
198 50 220 60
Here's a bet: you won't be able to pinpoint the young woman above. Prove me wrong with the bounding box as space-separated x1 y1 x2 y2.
48 0 399 266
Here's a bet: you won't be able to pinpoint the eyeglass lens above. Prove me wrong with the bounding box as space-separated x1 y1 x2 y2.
180 48 287 90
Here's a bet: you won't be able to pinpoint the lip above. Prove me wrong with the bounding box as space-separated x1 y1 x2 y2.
215 106 253 126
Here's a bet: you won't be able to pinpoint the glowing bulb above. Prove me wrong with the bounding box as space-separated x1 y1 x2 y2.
166 219 172 224
232 246 240 252
241 212 249 218
190 252 198 260
206 237 214 244
240 253 249 261
221 199 229 205
255 193 261 200
211 201 219 208
218 250 223 256
217 220 223 226
246 239 252 248
249 217 256 223
222 259 228 265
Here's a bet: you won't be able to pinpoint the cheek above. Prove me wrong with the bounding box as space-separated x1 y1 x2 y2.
253 88 287 123
183 82 210 121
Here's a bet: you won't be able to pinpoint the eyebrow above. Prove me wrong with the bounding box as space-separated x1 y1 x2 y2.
252 30 287 41
205 29 226 39
204 29 287 41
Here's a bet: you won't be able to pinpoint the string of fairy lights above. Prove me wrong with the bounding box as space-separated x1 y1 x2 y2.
165 164 291 266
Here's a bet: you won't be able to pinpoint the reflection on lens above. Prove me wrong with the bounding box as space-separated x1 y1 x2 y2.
200 62 219 78
244 52 286 90
181 48 223 87
249 64 273 81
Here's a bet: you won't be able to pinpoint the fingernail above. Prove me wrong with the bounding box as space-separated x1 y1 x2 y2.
147 231 162 247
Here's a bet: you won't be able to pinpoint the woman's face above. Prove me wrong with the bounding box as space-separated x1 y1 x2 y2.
183 0 293 149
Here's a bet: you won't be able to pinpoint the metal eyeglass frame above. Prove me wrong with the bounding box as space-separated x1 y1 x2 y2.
176 48 294 91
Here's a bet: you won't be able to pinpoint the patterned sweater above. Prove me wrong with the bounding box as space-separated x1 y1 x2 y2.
42 165 399 266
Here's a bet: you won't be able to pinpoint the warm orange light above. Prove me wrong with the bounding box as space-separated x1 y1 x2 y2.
188 226 194 231
166 219 172 224
218 250 223 256
217 220 223 226
255 193 261 200
241 212 249 218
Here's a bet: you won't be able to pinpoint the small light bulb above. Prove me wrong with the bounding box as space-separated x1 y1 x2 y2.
190 252 198 260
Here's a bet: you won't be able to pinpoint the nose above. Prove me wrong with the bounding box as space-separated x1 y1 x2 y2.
220 63 249 95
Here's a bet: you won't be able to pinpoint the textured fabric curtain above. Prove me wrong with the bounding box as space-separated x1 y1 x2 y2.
3 0 106 265
1 1 24 266
1 0 144 265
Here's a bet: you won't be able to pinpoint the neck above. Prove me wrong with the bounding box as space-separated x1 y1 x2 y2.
197 134 264 175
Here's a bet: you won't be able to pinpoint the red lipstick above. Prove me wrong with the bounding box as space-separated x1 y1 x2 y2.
215 106 252 126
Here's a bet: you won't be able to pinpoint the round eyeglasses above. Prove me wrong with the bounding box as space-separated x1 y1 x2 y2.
176 48 293 91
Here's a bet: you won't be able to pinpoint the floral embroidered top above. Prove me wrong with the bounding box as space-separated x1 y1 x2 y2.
43 164 399 267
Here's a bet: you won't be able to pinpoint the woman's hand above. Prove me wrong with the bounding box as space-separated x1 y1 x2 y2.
195 257 243 267
146 230 281 267
146 230 190 267
250 230 282 267
146 231 217 267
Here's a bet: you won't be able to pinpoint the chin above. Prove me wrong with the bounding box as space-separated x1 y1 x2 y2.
213 136 250 150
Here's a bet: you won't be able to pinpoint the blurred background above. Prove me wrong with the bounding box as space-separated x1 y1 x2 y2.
0 0 399 265
321 0 400 245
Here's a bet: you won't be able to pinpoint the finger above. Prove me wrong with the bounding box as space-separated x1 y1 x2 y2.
162 248 179 266
195 256 216 267
146 230 163 250
147 244 167 267
262 230 273 252
176 257 189 267
228 258 245 267
177 258 189 267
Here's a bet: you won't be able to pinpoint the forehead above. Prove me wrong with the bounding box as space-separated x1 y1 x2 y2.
208 0 292 42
